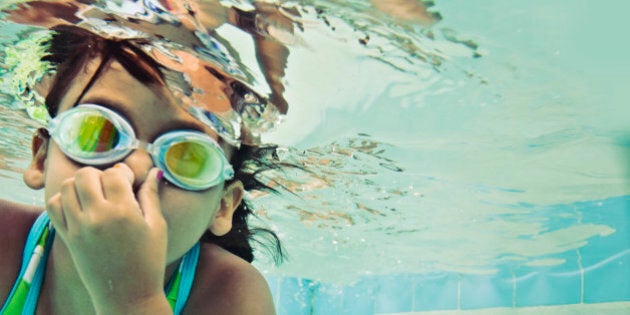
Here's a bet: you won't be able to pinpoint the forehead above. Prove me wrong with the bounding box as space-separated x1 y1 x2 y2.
58 57 220 142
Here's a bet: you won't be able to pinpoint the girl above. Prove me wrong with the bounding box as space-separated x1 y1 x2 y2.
0 23 283 314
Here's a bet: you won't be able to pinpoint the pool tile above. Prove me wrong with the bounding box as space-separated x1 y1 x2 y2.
312 282 343 315
338 278 377 315
583 249 630 303
515 268 581 306
577 196 630 303
270 277 314 315
579 197 630 264
311 279 377 315
373 274 415 313
265 276 281 307
460 272 513 309
515 250 582 306
413 272 459 311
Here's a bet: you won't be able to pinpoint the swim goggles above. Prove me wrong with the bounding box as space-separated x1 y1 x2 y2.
47 104 234 191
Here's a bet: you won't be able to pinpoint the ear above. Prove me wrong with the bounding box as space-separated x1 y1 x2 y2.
209 180 244 236
23 128 49 190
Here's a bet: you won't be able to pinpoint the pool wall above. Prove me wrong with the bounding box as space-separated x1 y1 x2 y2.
266 196 630 314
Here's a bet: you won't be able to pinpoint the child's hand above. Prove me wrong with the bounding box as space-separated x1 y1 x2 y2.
46 164 170 312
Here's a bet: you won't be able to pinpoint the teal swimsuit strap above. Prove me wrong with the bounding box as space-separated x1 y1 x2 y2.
0 212 53 315
167 242 200 314
1 212 200 315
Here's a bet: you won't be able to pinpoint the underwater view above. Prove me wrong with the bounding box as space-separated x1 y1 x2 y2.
0 0 629 314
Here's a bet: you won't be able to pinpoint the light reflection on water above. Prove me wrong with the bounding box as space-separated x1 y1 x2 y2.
0 104 37 173
0 104 42 206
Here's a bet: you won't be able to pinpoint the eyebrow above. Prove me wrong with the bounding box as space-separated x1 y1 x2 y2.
78 96 222 142
78 96 132 119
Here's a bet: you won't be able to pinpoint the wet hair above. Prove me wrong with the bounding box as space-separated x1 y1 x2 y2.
42 25 284 264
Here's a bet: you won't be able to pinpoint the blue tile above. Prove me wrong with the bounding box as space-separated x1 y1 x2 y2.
265 276 281 307
512 249 582 306
311 279 376 315
373 274 414 313
579 197 630 264
514 266 581 306
578 196 630 228
413 272 459 311
339 278 377 315
575 196 630 303
460 272 513 309
312 282 343 315
272 277 314 315
583 249 630 303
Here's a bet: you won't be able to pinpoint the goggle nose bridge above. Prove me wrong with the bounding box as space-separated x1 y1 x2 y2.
126 138 157 156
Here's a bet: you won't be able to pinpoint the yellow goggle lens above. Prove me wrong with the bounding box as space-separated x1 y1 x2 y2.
165 141 210 179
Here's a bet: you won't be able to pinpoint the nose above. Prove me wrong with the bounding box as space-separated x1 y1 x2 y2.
121 148 155 190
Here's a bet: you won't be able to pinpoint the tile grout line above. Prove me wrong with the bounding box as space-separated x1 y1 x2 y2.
578 248 585 304
457 273 462 310
512 270 517 308
411 276 416 311
576 205 585 304
309 280 318 315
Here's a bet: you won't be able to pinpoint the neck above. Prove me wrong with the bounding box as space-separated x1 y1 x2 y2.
38 237 94 314
38 236 180 314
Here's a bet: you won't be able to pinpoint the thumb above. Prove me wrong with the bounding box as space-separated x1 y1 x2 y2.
138 168 163 224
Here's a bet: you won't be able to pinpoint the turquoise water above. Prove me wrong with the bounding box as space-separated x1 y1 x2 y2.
1 0 629 314
256 0 630 312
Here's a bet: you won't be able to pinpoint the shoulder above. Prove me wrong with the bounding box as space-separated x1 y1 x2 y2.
183 242 276 315
0 199 43 303
0 200 42 240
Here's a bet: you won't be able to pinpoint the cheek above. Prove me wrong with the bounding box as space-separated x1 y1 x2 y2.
43 146 80 199
160 186 221 238
159 187 223 258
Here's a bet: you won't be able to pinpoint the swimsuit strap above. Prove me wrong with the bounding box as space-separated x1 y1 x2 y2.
166 242 200 314
1 212 200 315
0 212 53 315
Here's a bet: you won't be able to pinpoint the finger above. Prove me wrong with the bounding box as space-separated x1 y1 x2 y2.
114 163 135 184
60 177 84 230
46 193 67 232
73 167 105 207
137 168 164 226
101 163 135 202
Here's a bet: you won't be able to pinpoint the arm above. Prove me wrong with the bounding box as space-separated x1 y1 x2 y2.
371 0 441 25
230 3 296 115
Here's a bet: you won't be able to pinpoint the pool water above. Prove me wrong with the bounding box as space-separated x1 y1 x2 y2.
1 0 629 314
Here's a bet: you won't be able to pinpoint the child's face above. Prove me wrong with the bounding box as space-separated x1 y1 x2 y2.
32 56 241 264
